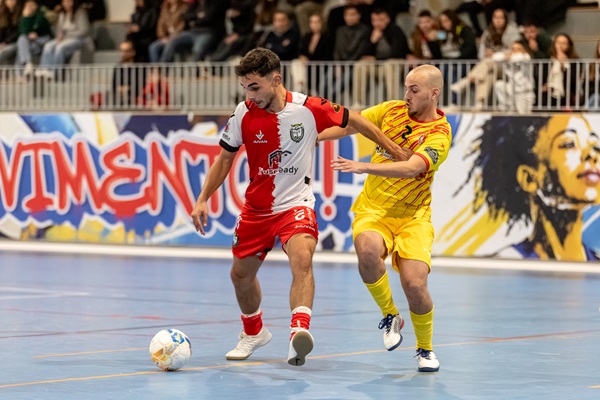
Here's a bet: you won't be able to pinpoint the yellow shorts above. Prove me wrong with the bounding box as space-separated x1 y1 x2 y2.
352 213 434 271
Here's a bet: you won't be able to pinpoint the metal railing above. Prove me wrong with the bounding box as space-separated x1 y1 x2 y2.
0 59 598 113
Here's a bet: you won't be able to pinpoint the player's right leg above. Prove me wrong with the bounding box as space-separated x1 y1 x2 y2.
353 215 404 351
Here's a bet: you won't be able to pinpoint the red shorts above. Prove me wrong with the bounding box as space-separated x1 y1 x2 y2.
232 206 319 260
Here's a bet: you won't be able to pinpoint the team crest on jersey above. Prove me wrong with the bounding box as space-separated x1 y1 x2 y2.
424 146 439 164
290 123 304 143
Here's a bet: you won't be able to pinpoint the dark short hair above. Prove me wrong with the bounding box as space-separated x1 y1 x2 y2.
418 9 432 18
235 48 281 78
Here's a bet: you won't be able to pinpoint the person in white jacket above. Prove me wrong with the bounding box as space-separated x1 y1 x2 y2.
35 0 92 79
494 41 536 114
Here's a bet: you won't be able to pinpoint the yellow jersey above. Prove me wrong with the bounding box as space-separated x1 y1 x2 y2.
352 100 452 220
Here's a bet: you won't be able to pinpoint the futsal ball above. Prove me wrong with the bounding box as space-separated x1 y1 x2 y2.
149 328 192 371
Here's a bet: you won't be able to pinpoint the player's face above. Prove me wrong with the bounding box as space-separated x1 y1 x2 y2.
404 73 434 120
535 115 600 204
240 72 279 110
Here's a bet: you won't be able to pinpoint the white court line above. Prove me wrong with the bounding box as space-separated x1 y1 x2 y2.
0 286 88 301
0 241 598 274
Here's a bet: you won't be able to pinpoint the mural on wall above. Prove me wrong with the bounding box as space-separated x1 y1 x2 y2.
432 113 600 261
0 112 598 261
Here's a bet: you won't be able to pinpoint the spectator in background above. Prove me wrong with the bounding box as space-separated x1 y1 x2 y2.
493 40 535 114
291 11 333 96
16 0 53 78
140 67 170 109
210 0 258 62
35 0 93 79
437 9 477 105
410 9 442 61
254 0 279 30
161 0 228 62
587 39 600 109
257 9 300 61
450 8 520 109
521 20 551 59
353 7 412 105
126 0 159 62
111 40 146 108
0 0 22 65
327 0 372 39
540 33 582 109
286 0 324 36
148 0 187 63
80 0 106 23
455 0 516 37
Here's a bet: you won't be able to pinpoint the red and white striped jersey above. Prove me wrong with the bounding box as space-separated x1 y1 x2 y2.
220 91 349 215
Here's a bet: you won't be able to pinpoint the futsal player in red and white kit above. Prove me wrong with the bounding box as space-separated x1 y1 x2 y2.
191 48 407 366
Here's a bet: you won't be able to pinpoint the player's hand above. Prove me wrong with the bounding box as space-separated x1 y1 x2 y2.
331 156 366 174
191 200 208 235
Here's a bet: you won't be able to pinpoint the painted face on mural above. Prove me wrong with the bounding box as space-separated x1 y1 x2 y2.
532 115 600 205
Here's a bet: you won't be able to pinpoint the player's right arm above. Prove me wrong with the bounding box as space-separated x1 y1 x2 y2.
191 148 237 235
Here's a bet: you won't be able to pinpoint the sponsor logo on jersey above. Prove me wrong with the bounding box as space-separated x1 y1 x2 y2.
258 166 299 176
424 146 439 164
254 130 268 144
374 145 394 160
290 124 304 143
268 149 292 167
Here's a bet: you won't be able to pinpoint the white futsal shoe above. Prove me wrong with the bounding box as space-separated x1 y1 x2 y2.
225 327 272 360
287 328 314 366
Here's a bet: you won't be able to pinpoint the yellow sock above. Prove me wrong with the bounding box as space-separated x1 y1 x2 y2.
410 308 434 350
365 271 399 317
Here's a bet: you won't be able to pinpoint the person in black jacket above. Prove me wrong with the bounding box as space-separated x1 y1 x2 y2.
257 9 300 61
126 0 159 62
161 0 228 62
210 0 257 62
353 8 412 106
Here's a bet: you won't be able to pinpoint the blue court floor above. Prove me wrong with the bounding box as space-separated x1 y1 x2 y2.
0 247 599 399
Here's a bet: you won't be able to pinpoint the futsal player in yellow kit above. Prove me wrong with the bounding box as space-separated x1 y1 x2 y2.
321 64 451 372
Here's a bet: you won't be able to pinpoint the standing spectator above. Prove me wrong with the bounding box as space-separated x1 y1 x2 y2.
586 39 600 109
15 0 53 77
210 0 258 62
36 0 93 79
437 9 477 105
353 7 412 105
493 41 535 113
450 8 520 109
540 33 582 109
0 0 22 65
161 0 228 62
410 9 442 61
286 0 324 36
148 0 188 63
291 11 333 95
521 20 551 59
111 40 147 108
257 9 300 61
126 0 159 62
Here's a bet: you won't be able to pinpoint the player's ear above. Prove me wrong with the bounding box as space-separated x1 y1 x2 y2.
272 73 282 86
516 165 538 193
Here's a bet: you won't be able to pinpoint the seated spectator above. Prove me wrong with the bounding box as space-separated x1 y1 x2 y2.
287 0 324 36
148 0 188 63
16 0 53 77
353 7 411 104
540 33 582 109
455 0 516 36
35 0 93 80
257 9 300 61
521 20 551 59
126 0 159 62
437 9 477 104
410 9 442 61
327 0 372 38
291 11 333 95
587 39 600 109
254 0 280 31
111 40 147 108
493 41 535 114
140 67 170 109
161 0 228 62
0 0 22 65
450 8 520 109
210 0 258 62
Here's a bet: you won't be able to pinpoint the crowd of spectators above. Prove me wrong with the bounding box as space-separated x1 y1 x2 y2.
0 0 598 111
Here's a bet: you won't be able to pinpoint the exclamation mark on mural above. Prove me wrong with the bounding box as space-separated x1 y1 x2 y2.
319 140 336 222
